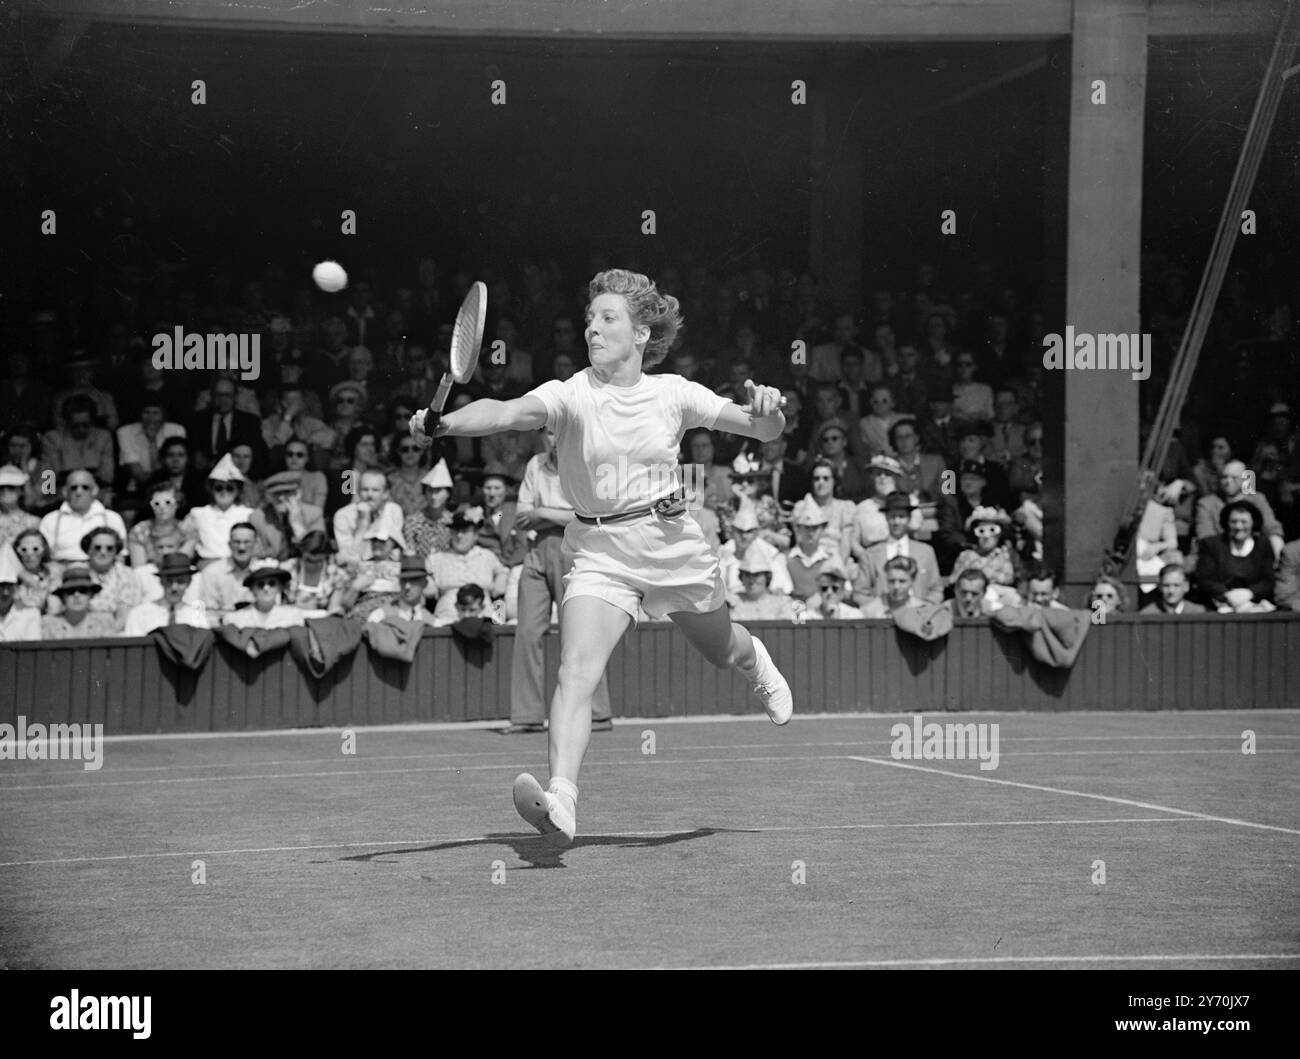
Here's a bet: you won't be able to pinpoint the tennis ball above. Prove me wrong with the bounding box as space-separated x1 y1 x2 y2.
312 260 348 293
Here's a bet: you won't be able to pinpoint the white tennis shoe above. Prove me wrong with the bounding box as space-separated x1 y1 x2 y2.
747 637 793 725
513 773 576 847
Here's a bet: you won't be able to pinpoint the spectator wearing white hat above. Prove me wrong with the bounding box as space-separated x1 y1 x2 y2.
803 553 864 620
0 556 41 641
0 465 39 551
851 454 925 558
718 505 793 602
730 544 796 621
184 453 255 565
786 499 834 601
717 450 789 550
404 459 456 558
38 469 127 563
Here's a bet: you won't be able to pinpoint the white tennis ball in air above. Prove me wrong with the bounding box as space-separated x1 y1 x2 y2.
312 260 348 293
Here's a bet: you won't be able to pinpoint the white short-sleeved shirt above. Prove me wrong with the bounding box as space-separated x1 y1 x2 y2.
528 370 730 518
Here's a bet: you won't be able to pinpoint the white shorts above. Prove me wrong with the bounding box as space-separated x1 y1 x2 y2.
561 513 727 623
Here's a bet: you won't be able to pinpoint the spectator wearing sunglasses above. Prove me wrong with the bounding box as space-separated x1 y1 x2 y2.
9 527 60 614
41 566 117 639
76 527 141 631
279 440 329 511
38 469 127 563
387 432 432 518
951 353 994 422
185 454 255 565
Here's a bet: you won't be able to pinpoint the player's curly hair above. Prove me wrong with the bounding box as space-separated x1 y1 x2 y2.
587 269 683 369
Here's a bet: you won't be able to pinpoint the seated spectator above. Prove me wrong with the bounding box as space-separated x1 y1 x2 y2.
10 527 59 613
436 581 503 630
249 471 326 561
1194 500 1276 613
0 350 54 436
851 455 924 557
5 428 51 512
682 429 734 513
280 439 329 510
192 375 262 472
116 398 186 505
852 492 943 606
800 458 856 561
948 568 992 618
951 353 994 421
786 500 834 601
1276 537 1300 612
76 527 140 630
127 482 199 567
1134 485 1182 600
185 454 255 565
950 506 1023 607
808 382 861 464
808 312 869 383
38 469 127 563
329 425 384 514
123 553 210 635
718 452 789 551
282 530 349 616
192 522 259 618
387 433 431 517
341 525 404 620
885 344 929 418
803 553 864 620
366 554 438 625
403 459 456 559
934 460 991 574
921 393 961 466
0 465 39 550
718 506 793 599
228 442 267 509
1089 574 1130 619
40 566 116 639
860 555 926 618
1007 422 1044 508
755 432 810 508
1195 459 1285 562
889 417 944 502
1191 434 1233 500
149 436 208 516
261 384 336 467
1025 566 1071 610
808 422 866 502
334 468 406 565
43 395 115 490
52 355 119 431
425 510 508 625
378 399 417 465
224 563 305 631
1139 563 1205 616
192 369 261 418
839 345 883 418
326 383 368 462
988 388 1027 464
0 559 41 640
856 385 902 462
729 545 795 621
951 420 1011 509
779 387 814 462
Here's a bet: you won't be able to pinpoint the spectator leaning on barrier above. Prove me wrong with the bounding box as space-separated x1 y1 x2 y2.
0 558 41 641
948 567 991 618
366 554 438 626
225 563 304 630
1025 566 1071 610
40 566 116 640
1195 459 1285 562
1194 499 1276 613
859 554 925 619
0 464 39 550
1139 562 1205 616
38 468 127 563
123 553 209 635
804 553 864 621
1089 574 1130 619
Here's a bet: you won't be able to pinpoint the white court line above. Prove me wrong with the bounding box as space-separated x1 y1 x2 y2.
15 707 1295 744
0 816 1202 869
2 735 1294 778
848 756 1300 837
664 953 1300 970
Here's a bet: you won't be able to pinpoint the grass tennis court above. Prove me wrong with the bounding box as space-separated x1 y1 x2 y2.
2 711 1297 970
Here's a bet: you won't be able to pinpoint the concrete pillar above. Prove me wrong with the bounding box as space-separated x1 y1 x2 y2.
1060 0 1148 600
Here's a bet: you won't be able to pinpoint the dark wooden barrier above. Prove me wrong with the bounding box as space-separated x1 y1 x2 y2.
2 612 1297 734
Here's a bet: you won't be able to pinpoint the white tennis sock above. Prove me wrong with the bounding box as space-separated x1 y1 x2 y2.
548 777 578 807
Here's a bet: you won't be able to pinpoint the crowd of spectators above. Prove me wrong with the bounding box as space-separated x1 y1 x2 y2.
1 252 1298 643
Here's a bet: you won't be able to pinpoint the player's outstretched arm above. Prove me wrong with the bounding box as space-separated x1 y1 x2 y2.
713 379 786 442
411 395 547 442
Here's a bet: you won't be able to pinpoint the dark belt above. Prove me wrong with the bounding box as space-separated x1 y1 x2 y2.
575 491 689 527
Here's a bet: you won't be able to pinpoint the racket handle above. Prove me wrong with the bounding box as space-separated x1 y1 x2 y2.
429 373 455 415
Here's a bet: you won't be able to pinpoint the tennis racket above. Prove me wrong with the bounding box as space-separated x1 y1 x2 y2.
421 280 487 435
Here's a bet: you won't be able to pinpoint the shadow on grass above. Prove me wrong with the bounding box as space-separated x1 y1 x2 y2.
336 826 748 869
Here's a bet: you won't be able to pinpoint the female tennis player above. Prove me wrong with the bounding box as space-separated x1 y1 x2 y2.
411 268 792 847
